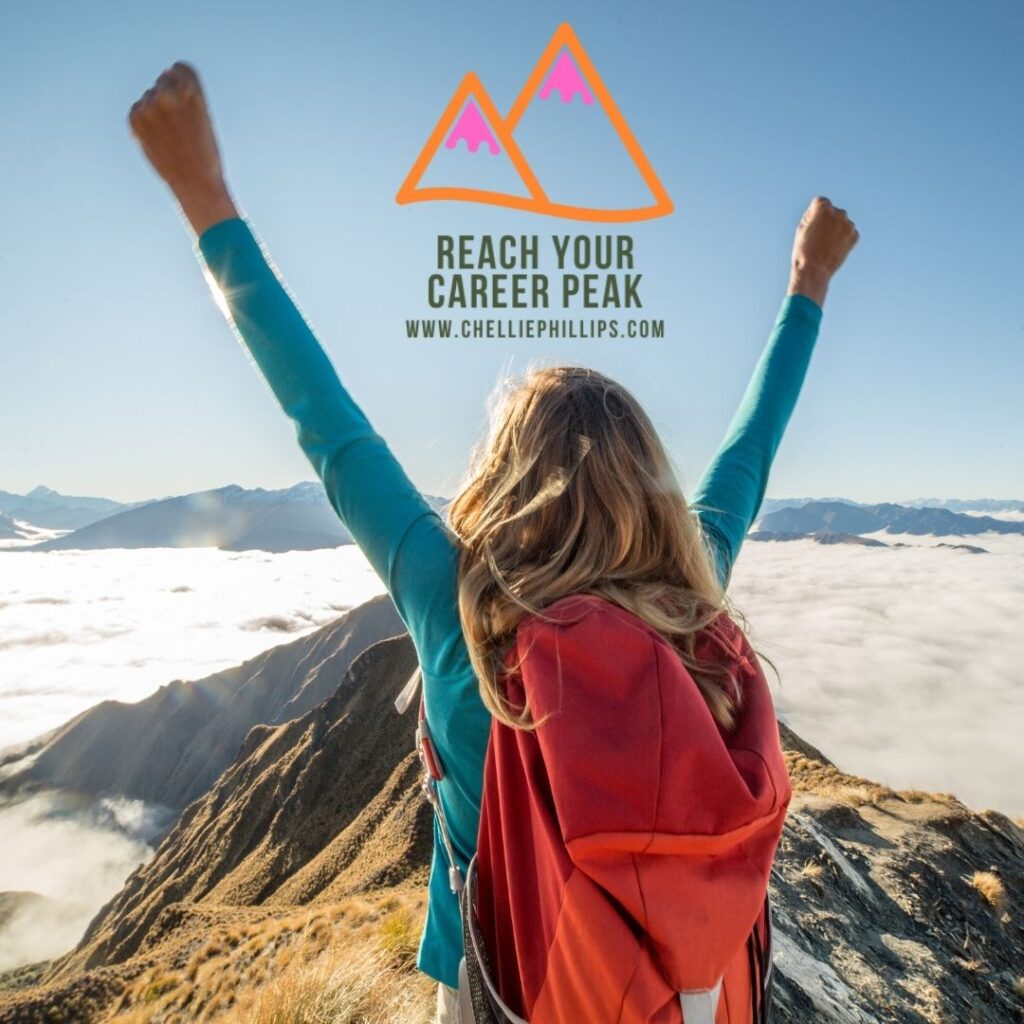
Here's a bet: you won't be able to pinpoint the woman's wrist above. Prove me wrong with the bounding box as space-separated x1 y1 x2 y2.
176 179 239 237
787 263 831 307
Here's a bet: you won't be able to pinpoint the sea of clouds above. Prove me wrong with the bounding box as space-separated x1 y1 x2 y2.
0 524 1021 970
0 545 386 752
0 791 172 969
731 530 1024 817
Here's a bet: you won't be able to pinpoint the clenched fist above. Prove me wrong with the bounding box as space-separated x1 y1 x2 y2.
129 62 237 234
788 197 859 306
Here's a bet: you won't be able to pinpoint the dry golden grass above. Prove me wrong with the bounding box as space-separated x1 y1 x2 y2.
954 956 988 973
799 859 825 881
785 752 955 810
378 908 421 969
968 870 1007 913
105 892 432 1024
225 940 430 1024
785 753 896 805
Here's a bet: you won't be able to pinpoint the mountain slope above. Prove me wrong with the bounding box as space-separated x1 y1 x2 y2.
1 611 1021 1023
771 748 1024 1022
0 633 431 1024
0 594 405 811
65 634 429 977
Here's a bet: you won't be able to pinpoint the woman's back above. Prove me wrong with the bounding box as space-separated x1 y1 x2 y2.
475 594 790 1023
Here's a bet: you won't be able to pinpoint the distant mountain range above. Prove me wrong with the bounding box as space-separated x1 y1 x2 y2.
755 497 860 517
757 501 1024 538
3 485 1020 554
18 483 359 554
901 497 1024 514
1 596 1021 1022
758 496 1024 517
0 485 137 532
5 484 448 555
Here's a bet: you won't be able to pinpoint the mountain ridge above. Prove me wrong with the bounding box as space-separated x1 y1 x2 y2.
1 601 1022 1022
0 594 405 812
7 487 1020 553
758 500 1024 538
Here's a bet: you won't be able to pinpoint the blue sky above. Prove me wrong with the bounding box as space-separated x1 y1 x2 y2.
1 0 1021 505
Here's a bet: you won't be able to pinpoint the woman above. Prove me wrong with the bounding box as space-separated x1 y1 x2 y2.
128 63 857 1022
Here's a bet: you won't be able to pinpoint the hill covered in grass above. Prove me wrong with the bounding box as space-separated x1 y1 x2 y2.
1 606 1022 1023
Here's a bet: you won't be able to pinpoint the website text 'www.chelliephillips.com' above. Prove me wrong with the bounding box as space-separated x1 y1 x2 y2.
405 318 665 340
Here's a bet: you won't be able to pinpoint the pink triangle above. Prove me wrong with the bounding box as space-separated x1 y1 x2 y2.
538 50 594 105
445 101 501 155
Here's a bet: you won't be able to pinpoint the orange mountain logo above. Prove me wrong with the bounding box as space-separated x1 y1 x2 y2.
396 23 674 222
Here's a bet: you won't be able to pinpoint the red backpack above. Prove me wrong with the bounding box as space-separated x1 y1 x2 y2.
403 594 789 1024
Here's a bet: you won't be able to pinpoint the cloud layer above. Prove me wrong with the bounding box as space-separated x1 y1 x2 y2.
731 531 1024 816
0 791 170 970
2 532 1021 816
0 546 386 753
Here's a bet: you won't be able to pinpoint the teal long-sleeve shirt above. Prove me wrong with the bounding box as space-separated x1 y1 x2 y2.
195 216 823 988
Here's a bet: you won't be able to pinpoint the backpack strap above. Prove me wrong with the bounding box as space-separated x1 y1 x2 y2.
746 890 775 1024
462 856 530 1024
678 981 722 1024
396 666 524 1022
396 667 465 891
759 891 775 1023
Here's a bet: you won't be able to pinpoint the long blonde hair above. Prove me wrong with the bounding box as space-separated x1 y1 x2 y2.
448 364 750 731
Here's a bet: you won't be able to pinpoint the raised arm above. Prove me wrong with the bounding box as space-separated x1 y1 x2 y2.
127 63 464 679
692 197 859 587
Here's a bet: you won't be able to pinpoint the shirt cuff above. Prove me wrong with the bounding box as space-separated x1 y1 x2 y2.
196 216 257 270
777 291 823 329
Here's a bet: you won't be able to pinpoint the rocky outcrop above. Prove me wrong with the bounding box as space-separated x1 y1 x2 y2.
772 747 1024 1022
